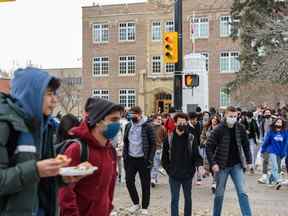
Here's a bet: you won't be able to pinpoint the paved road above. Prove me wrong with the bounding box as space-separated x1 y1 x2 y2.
113 173 288 216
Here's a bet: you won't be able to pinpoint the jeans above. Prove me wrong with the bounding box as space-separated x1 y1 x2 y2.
169 177 192 216
125 156 151 209
213 164 252 216
249 139 257 169
269 153 280 183
151 149 162 183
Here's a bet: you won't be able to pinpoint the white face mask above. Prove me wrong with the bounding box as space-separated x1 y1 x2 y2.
226 117 237 127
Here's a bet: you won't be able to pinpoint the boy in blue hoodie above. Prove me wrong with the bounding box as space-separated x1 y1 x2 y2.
0 67 82 216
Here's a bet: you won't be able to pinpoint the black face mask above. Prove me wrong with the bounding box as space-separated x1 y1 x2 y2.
177 124 186 132
132 117 139 123
264 115 271 119
275 125 282 129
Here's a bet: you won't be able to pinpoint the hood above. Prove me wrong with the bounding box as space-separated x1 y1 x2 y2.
132 115 147 127
10 67 56 123
70 120 112 149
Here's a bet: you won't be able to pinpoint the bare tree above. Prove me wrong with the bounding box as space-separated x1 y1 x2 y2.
57 79 82 114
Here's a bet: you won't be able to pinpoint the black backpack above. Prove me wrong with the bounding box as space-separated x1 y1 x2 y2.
55 139 89 163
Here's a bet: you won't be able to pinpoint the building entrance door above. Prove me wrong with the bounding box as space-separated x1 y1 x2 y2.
155 93 172 113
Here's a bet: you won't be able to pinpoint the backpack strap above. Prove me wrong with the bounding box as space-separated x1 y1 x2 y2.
79 139 89 163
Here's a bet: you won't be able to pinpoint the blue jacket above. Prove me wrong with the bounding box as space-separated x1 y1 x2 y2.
261 130 288 158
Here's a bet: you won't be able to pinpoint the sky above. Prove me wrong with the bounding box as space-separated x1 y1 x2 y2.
0 0 145 72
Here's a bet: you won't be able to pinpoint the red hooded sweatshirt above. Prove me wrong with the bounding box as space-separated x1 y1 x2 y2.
58 121 117 216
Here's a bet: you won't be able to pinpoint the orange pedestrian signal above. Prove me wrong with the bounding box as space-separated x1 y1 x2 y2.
163 32 178 64
184 74 199 88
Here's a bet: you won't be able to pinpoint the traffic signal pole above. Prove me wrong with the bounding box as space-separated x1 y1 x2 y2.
174 0 183 112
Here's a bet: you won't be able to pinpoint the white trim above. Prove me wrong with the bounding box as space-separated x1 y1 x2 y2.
151 20 162 42
219 51 240 73
190 16 209 39
92 56 110 77
118 21 136 42
119 55 136 75
92 23 109 44
15 145 37 154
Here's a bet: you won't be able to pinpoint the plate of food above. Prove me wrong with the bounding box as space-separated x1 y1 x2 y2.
59 166 98 176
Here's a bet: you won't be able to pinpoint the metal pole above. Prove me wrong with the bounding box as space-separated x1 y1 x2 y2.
174 0 183 112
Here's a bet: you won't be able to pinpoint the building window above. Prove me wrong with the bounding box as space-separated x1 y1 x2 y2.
220 16 240 37
119 56 136 75
220 88 231 108
191 17 209 39
93 23 109 43
119 89 136 108
152 56 161 73
165 63 175 73
152 21 161 41
165 20 174 32
220 16 231 37
92 89 109 100
92 57 109 76
119 22 136 41
220 52 240 73
201 53 209 72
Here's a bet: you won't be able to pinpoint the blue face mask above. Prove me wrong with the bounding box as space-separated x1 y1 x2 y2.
127 113 132 121
103 122 121 140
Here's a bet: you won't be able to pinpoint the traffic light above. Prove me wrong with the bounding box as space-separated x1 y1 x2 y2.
163 32 178 64
184 74 199 88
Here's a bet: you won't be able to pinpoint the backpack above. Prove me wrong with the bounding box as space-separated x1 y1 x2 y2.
55 139 89 163
168 132 194 160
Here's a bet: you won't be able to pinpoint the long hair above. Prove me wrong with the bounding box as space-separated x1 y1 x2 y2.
270 118 286 132
205 114 221 129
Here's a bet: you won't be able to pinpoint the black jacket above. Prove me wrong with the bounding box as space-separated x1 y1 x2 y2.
161 130 203 180
241 119 259 143
206 122 252 170
123 121 156 164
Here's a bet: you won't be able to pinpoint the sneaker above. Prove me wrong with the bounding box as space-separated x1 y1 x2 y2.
276 182 282 190
196 180 202 185
257 174 268 184
211 183 216 194
127 204 141 214
151 179 156 188
250 168 255 174
140 209 149 215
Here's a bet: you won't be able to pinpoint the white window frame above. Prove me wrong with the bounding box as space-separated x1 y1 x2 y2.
92 57 109 77
152 56 162 74
165 63 175 73
92 23 109 44
220 52 240 73
191 16 209 39
119 56 136 76
92 89 109 100
165 20 174 32
151 21 161 41
220 87 231 108
119 22 136 42
119 89 136 108
220 16 231 37
201 52 209 72
220 16 240 37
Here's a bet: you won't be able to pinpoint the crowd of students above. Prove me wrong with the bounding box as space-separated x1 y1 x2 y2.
0 67 287 216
